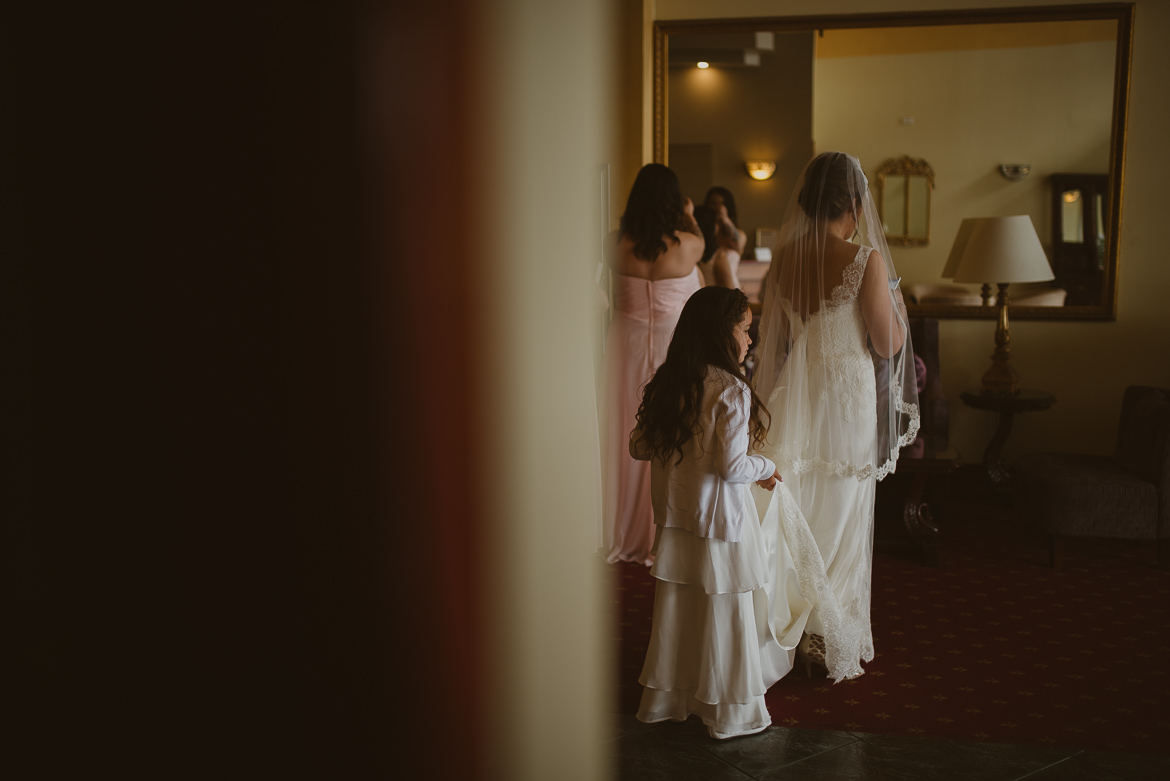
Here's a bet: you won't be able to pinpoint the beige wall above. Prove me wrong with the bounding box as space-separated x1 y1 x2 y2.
481 1 610 778
814 38 1115 291
668 32 815 251
640 0 1170 465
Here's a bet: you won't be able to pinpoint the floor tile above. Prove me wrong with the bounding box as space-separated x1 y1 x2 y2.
757 739 947 780
1075 750 1170 780
614 719 752 781
701 725 858 777
851 732 1074 781
1017 757 1128 780
606 712 658 741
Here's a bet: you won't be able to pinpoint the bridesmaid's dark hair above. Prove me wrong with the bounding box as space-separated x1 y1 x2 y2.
635 287 769 465
691 204 718 262
704 186 740 226
620 163 687 261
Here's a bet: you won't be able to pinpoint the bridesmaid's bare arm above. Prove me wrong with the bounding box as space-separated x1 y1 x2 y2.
679 197 703 239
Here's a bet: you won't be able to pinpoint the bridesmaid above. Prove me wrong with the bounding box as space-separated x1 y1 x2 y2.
602 164 703 565
693 204 742 290
704 186 748 255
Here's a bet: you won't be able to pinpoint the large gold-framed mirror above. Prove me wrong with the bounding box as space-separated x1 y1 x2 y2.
877 156 935 247
654 4 1133 321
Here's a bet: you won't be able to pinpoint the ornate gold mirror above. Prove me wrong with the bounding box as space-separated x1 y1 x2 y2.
654 4 1133 321
877 156 935 247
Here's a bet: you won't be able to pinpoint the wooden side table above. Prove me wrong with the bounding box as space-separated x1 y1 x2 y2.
960 389 1057 486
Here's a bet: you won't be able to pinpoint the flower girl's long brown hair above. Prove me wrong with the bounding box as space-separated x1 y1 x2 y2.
634 286 770 465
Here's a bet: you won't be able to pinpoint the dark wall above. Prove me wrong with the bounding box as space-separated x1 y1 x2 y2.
10 3 485 778
668 32 815 254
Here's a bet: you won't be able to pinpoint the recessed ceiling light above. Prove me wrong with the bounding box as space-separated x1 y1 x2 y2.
697 61 709 69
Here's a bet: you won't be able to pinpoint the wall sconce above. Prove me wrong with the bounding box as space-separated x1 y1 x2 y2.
745 161 776 181
998 164 1030 181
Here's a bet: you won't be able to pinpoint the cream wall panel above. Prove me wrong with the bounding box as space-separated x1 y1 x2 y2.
813 41 1114 291
482 1 610 778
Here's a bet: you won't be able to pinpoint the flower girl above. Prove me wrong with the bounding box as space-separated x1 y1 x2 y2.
630 286 789 739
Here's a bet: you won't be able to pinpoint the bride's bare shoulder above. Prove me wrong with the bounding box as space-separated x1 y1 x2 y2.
817 236 862 270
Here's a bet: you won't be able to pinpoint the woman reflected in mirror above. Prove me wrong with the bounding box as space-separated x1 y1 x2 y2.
693 204 742 290
704 186 748 256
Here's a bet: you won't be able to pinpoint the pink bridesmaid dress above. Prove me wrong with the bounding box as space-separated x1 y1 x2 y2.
602 267 701 565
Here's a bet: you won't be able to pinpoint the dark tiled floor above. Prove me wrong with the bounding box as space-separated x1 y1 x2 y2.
610 716 1170 780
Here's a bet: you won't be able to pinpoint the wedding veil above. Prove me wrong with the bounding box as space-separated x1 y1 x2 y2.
754 152 920 481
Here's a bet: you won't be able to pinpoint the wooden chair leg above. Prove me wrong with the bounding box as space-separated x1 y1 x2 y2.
1048 534 1064 571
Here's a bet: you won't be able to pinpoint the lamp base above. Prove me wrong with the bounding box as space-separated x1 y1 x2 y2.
980 283 1021 396
980 353 1020 395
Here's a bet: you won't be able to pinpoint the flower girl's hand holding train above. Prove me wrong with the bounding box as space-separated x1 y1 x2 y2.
756 468 782 491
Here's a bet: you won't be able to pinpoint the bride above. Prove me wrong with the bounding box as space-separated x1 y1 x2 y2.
753 152 919 682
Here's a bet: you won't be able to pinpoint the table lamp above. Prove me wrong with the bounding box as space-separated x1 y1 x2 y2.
945 215 1054 396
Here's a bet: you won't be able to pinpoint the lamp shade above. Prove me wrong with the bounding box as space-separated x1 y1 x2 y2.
941 218 977 278
944 215 1054 283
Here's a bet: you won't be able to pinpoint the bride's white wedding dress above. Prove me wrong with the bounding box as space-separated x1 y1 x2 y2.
755 245 918 681
750 151 919 683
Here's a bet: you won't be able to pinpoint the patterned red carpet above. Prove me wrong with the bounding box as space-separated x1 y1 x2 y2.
612 491 1170 753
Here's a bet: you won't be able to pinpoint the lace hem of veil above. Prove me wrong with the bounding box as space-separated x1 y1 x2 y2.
772 486 872 681
770 384 921 483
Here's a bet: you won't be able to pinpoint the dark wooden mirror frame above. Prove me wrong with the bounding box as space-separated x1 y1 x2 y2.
653 3 1134 321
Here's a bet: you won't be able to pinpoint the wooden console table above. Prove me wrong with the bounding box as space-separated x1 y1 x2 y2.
960 389 1057 486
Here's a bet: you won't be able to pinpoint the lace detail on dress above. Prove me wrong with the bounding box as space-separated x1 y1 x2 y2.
803 304 870 423
765 240 920 479
769 379 921 483
812 246 873 422
773 486 871 681
827 246 870 308
822 348 872 424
